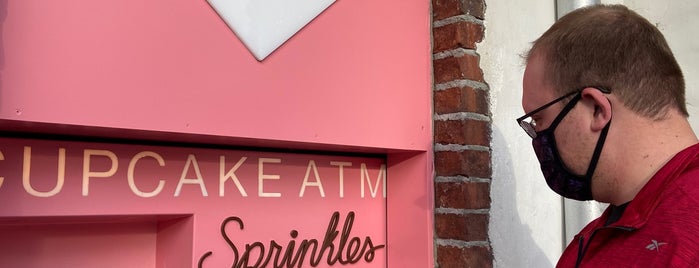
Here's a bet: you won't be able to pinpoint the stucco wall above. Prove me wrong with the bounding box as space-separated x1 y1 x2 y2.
484 1 699 267
481 1 561 267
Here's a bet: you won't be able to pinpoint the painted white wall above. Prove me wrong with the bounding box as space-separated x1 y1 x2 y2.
483 0 699 267
480 1 562 267
614 0 699 129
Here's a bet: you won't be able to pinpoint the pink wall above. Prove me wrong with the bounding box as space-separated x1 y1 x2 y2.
0 137 389 267
0 217 160 268
1 0 432 152
0 0 433 267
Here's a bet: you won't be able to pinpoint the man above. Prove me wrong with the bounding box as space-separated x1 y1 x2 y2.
517 4 699 267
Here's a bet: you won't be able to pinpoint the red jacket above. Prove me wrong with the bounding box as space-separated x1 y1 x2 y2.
557 143 699 267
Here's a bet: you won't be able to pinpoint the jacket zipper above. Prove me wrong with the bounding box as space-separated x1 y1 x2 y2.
574 226 635 268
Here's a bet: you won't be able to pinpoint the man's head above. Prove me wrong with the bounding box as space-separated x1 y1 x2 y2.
527 4 686 120
520 4 694 204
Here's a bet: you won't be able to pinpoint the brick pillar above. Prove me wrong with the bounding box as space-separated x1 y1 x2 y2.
431 1 492 267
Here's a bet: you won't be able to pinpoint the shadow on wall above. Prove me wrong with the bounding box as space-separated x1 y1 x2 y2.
490 126 554 268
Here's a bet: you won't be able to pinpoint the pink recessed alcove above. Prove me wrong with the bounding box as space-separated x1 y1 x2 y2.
0 215 193 268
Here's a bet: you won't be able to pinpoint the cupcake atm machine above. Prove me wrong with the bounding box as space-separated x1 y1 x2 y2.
0 136 387 267
0 0 433 267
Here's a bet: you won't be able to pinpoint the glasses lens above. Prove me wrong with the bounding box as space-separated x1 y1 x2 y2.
519 120 537 138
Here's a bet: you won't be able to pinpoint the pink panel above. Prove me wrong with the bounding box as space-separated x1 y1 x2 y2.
387 152 433 267
0 137 389 267
156 216 194 267
0 0 434 266
0 218 158 268
0 0 432 151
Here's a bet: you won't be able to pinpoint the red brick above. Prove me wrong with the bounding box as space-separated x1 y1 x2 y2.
437 245 493 268
435 181 491 209
433 0 464 21
432 0 486 20
434 86 489 115
435 120 490 146
434 150 491 178
432 1 491 267
435 213 489 241
463 0 486 19
433 21 484 52
433 54 484 84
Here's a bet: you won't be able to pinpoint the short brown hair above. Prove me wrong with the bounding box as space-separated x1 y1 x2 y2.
526 4 687 119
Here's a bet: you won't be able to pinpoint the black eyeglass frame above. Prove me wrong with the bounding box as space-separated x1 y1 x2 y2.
516 86 611 138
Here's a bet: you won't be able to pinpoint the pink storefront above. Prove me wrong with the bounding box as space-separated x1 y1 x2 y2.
0 1 433 267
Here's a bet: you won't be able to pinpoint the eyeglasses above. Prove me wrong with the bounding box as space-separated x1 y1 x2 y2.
516 91 579 138
516 87 610 138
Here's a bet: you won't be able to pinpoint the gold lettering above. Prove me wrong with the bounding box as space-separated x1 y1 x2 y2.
299 160 325 197
174 154 208 196
330 161 352 198
258 158 281 197
22 147 66 197
82 149 118 196
360 164 386 198
220 156 248 197
128 151 166 198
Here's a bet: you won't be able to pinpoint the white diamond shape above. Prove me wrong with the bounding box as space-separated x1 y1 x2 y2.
207 0 336 61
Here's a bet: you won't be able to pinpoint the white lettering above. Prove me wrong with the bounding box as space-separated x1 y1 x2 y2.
22 147 66 197
128 151 166 198
330 161 352 198
299 160 325 197
7 141 388 200
175 154 208 196
82 149 118 196
220 156 248 197
258 158 281 197
360 163 386 198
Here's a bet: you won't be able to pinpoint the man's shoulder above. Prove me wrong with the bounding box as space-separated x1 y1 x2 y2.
641 165 699 233
626 178 699 268
668 164 699 203
649 166 699 229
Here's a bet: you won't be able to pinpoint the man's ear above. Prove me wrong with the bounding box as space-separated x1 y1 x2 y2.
581 87 612 132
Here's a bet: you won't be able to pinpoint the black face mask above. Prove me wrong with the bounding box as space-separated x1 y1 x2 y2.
532 93 611 201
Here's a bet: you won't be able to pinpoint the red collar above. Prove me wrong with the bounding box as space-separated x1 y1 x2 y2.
605 143 699 228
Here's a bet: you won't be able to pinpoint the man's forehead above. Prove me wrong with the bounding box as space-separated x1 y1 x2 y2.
522 55 555 112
